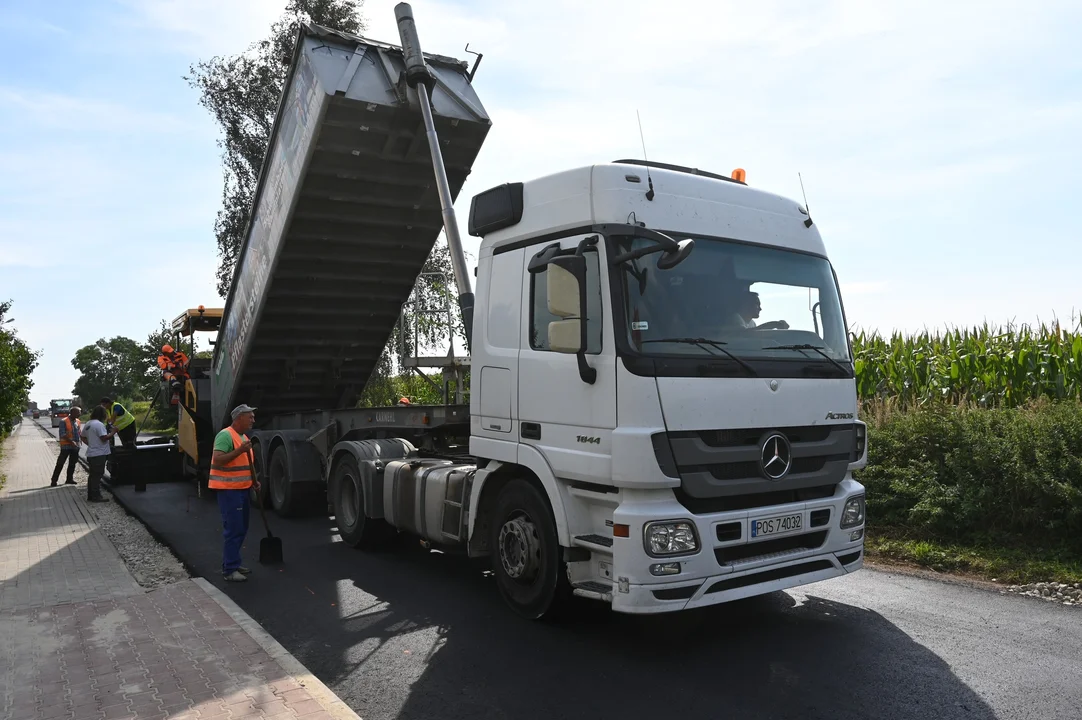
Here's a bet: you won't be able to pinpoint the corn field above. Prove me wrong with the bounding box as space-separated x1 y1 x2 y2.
851 319 1082 408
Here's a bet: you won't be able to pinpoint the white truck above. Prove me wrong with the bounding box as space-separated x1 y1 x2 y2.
178 3 867 620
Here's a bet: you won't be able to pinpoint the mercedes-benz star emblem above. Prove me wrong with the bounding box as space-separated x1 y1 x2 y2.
760 433 792 480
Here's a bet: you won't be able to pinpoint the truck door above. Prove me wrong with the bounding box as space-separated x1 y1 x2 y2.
517 234 617 483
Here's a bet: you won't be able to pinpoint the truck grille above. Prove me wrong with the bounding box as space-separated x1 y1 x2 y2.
658 423 856 504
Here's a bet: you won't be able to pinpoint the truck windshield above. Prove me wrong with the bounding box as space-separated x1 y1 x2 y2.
614 234 851 363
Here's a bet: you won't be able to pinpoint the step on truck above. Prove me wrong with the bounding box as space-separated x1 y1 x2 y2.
172 2 867 619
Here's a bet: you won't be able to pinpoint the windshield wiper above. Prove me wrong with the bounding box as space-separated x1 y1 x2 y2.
640 337 757 376
768 344 853 377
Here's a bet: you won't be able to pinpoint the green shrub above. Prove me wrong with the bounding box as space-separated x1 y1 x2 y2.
127 399 177 434
858 399 1082 553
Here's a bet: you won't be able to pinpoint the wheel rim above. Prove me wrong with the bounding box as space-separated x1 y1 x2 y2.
340 472 359 530
498 513 541 582
271 455 287 507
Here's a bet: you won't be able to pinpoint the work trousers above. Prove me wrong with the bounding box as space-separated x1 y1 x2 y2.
217 488 251 575
52 448 79 484
117 423 137 449
87 456 107 500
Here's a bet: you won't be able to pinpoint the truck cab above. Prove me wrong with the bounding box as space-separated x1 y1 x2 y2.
463 160 866 614
50 399 72 428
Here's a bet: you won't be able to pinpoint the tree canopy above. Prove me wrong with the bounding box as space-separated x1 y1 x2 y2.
71 337 147 405
0 300 40 435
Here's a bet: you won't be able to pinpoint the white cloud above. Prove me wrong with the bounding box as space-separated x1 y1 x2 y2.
0 88 190 133
117 0 287 56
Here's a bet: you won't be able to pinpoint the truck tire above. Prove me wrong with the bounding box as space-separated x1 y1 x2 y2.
332 455 392 549
489 479 572 620
268 446 300 517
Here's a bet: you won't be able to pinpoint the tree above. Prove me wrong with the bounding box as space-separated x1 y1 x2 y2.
0 300 40 435
71 337 146 405
185 0 365 298
189 0 466 408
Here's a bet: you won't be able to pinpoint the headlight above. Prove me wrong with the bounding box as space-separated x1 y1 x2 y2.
643 520 699 557
840 495 865 529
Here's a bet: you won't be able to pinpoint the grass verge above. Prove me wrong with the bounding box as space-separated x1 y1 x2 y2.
129 400 175 435
865 527 1082 585
0 431 8 493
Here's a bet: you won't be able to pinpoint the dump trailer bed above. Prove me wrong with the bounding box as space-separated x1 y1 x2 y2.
211 23 491 429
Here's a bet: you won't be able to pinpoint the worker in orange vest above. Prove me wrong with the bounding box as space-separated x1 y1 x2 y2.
158 344 191 405
209 404 261 582
50 406 82 486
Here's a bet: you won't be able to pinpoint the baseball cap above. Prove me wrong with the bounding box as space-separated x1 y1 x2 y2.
231 404 257 419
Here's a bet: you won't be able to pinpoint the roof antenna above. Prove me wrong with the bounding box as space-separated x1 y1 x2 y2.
636 110 655 201
798 172 813 228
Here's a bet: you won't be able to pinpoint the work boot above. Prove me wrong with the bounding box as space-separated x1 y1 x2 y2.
223 571 247 582
237 566 251 575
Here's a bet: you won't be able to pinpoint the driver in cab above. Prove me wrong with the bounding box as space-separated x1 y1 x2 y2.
733 289 789 331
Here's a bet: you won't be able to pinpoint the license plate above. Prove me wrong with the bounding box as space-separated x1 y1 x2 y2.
751 513 803 539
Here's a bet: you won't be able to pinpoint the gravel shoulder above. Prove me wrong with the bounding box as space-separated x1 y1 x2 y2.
40 430 191 591
866 556 1081 608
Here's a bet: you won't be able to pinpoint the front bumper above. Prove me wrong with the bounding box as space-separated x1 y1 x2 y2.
608 478 865 614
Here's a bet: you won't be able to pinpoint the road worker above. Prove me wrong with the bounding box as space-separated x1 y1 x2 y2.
99 396 137 450
50 406 82 487
158 344 191 404
210 404 261 582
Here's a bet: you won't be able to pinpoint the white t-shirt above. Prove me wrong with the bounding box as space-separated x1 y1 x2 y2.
83 419 111 458
732 313 756 328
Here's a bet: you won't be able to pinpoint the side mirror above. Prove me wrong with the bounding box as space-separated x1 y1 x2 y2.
657 238 695 270
546 257 585 354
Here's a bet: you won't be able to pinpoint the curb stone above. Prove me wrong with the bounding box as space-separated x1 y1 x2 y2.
193 577 363 720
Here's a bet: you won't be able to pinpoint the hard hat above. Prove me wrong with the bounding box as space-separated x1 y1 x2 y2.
398 397 410 405
162 344 174 354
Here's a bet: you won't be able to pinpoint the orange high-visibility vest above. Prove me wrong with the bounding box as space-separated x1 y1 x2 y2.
208 427 253 490
60 417 81 448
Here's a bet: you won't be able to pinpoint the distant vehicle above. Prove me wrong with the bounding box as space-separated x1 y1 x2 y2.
32 409 40 419
49 399 72 428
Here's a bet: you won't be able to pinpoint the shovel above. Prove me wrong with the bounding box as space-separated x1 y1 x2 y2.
248 447 283 564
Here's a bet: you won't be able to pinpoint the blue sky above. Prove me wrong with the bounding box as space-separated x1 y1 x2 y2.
2 0 1080 408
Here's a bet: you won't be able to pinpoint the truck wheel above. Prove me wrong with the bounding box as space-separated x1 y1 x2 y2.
490 479 572 620
332 455 391 548
268 446 299 517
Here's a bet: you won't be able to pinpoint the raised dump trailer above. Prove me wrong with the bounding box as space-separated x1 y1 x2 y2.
211 21 491 429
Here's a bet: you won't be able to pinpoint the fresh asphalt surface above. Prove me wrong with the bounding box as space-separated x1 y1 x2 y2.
33 420 1082 719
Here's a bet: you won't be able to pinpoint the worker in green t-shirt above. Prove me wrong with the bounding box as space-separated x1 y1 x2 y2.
209 404 260 581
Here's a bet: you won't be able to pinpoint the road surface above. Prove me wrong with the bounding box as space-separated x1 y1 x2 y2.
101 478 1082 720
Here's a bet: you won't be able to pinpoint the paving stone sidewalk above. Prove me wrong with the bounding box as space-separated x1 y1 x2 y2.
1 421 360 720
